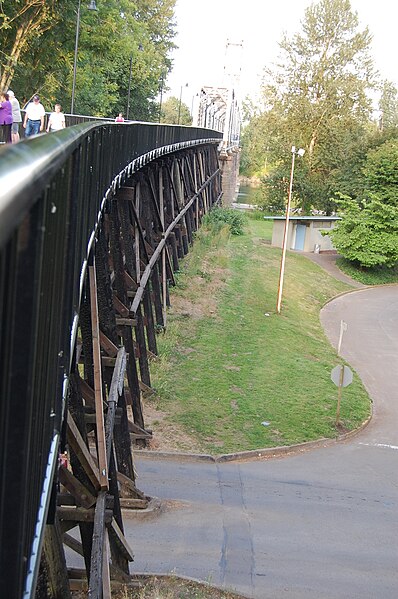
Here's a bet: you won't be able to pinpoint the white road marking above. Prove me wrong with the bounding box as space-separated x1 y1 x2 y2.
359 442 398 450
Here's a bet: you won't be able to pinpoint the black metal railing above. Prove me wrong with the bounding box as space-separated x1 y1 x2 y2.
0 122 222 598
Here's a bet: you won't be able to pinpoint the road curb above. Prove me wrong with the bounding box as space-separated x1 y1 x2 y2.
135 413 372 464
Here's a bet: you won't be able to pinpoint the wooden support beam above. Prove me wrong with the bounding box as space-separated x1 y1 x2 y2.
138 380 155 396
88 491 107 598
89 264 109 490
58 467 97 509
99 331 119 358
78 378 95 408
66 412 101 491
104 347 126 466
117 472 146 500
113 294 130 317
119 497 149 510
107 519 134 562
116 317 137 326
124 270 138 290
40 519 72 599
102 528 112 599
57 505 113 524
63 534 84 557
126 420 152 437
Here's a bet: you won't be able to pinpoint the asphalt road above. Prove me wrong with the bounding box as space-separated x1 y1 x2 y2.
126 285 398 599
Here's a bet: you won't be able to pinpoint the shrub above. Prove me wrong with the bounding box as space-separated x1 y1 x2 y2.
202 207 245 235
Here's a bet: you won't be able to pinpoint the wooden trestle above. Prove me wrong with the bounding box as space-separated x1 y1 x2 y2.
35 145 222 597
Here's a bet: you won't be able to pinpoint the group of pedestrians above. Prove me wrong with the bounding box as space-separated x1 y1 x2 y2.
0 91 66 144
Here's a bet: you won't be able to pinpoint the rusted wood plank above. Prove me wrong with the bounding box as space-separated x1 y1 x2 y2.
89 264 109 490
58 467 97 509
66 412 101 491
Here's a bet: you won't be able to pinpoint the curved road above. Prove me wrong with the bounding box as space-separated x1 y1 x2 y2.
127 285 398 599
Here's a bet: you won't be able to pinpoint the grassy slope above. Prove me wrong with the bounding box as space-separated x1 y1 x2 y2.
147 219 371 454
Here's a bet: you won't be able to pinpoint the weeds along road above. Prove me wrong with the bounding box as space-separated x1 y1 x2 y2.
127 285 398 599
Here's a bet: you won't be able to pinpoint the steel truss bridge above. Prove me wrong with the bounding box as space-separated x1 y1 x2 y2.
0 122 226 597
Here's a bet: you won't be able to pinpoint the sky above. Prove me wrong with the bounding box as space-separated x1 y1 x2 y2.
165 0 398 106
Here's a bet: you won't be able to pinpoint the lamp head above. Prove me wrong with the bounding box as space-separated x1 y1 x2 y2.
87 1 98 10
297 148 305 157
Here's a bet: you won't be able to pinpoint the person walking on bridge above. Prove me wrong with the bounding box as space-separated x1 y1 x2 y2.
0 91 13 144
46 104 65 133
7 90 22 143
23 95 45 137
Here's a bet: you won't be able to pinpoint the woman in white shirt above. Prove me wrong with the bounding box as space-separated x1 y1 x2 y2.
46 104 66 132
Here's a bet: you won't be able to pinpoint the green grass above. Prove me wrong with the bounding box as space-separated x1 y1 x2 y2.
111 576 244 598
336 257 398 285
147 219 371 455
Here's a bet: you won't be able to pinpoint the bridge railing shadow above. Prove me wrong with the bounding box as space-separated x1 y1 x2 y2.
0 122 222 598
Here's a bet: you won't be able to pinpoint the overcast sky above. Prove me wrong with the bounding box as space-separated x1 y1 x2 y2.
165 0 398 105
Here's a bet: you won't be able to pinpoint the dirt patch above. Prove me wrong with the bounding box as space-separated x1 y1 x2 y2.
142 401 203 453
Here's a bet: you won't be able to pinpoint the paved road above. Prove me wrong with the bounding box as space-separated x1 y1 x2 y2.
127 285 398 599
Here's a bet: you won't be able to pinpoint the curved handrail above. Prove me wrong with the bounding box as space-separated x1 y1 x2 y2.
0 122 222 249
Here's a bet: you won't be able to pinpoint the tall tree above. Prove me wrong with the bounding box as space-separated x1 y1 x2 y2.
0 0 58 90
378 80 398 132
244 0 377 213
2 0 177 119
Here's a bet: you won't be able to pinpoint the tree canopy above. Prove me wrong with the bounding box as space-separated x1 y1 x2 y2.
327 137 398 267
241 0 378 214
0 0 177 119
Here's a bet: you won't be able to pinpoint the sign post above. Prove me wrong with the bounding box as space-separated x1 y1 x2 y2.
331 365 353 426
337 320 347 356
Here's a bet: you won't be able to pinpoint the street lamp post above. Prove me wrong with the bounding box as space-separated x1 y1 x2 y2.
71 0 97 115
276 145 305 314
177 83 188 124
158 74 165 123
126 44 143 121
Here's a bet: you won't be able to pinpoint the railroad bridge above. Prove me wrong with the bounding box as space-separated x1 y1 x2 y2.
0 113 240 598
